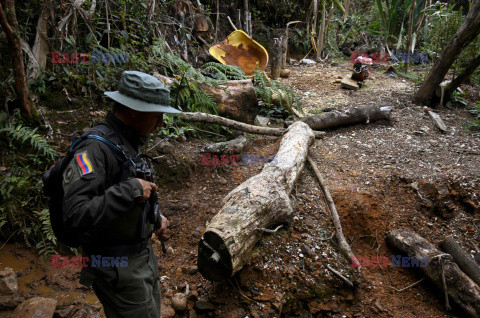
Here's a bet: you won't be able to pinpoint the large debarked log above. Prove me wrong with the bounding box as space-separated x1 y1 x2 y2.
299 105 391 130
387 229 480 317
198 122 315 281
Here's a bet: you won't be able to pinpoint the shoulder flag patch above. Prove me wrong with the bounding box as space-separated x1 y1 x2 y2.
76 152 94 175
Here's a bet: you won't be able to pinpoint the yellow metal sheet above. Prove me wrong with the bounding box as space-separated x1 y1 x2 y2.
209 30 269 76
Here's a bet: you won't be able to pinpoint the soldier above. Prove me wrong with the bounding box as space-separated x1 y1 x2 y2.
62 71 181 317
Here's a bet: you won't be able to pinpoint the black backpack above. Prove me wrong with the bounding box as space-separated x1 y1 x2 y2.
42 125 128 247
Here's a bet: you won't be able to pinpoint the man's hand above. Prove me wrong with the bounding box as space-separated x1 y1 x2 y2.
154 215 169 238
135 178 157 203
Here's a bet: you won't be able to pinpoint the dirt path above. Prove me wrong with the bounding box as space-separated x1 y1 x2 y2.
1 60 479 317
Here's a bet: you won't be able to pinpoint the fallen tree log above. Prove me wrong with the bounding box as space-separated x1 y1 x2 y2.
387 229 480 317
299 105 391 130
440 235 480 288
201 132 247 154
198 121 315 281
179 112 325 139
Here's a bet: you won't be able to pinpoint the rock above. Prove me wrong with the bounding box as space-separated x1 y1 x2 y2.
189 309 198 318
164 289 174 298
161 304 176 318
374 299 385 312
300 58 316 65
172 293 187 311
222 308 246 318
0 268 18 295
71 308 88 318
194 300 216 312
280 69 291 78
12 297 57 318
55 305 77 318
187 290 199 301
254 115 270 127
301 244 314 258
188 266 198 275
55 302 102 318
0 294 25 308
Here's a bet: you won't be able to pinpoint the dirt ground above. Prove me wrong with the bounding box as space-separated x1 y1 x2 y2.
1 59 479 317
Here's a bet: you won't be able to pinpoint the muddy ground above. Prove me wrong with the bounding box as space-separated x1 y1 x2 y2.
1 59 479 318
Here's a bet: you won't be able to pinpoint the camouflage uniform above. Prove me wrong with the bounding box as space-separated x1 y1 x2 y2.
62 112 161 317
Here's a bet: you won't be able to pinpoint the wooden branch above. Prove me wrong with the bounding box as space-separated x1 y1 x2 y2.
201 133 247 154
227 15 237 30
440 236 480 288
387 229 480 318
198 122 315 281
307 156 361 268
300 105 392 130
179 112 325 139
326 264 354 287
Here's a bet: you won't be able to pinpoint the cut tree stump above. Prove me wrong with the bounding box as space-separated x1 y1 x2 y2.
201 79 258 124
387 229 480 317
198 121 315 281
341 74 359 90
299 105 392 130
271 37 283 79
152 73 258 124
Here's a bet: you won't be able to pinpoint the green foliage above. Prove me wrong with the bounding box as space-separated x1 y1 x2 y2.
447 91 467 107
424 4 480 84
34 209 58 258
170 73 218 115
200 62 247 81
375 0 425 46
0 123 57 160
467 101 480 131
253 69 301 119
157 115 195 141
0 112 59 257
424 4 464 62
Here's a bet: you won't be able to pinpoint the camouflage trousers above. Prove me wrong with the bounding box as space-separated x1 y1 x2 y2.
81 243 161 317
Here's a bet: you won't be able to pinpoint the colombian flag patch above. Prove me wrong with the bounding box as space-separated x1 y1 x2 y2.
76 152 94 175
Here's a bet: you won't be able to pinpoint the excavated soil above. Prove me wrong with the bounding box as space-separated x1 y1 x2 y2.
1 59 480 318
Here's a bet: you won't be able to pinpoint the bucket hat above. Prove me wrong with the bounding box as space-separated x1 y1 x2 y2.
104 71 181 114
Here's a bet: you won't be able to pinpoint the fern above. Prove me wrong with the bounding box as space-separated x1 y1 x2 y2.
252 69 302 119
34 209 57 258
0 124 57 160
170 78 218 115
200 62 247 81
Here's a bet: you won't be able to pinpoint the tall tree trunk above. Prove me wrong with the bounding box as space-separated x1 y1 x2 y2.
444 53 480 99
404 0 415 73
414 0 480 106
344 0 350 22
311 0 318 55
0 0 39 121
316 0 326 60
